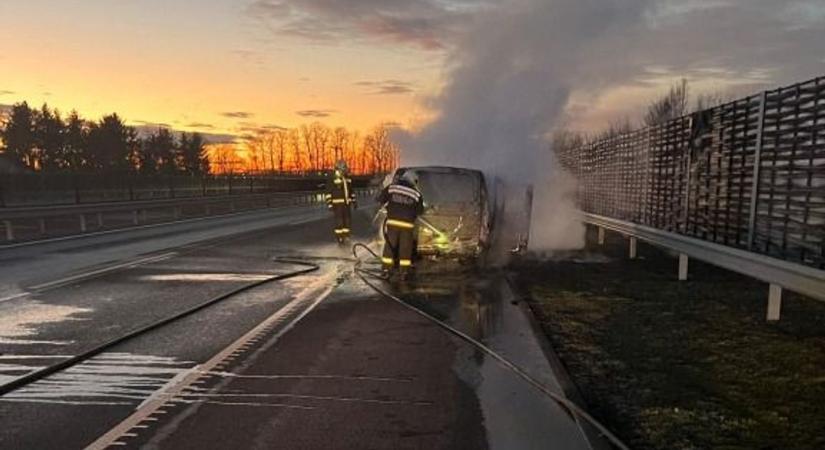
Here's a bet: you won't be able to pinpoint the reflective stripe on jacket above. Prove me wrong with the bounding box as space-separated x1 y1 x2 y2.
326 171 356 206
379 181 424 225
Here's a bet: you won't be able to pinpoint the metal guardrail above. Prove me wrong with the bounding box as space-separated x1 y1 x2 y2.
557 75 825 320
0 188 376 244
558 75 825 272
0 173 376 208
585 213 825 303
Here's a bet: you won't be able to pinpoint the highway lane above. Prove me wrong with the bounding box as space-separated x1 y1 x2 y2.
103 272 592 450
0 204 330 303
0 205 597 449
0 206 359 449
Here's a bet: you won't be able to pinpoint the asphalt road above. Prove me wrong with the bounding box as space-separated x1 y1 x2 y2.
0 204 594 449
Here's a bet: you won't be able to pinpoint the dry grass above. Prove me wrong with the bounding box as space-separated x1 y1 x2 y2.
513 229 825 450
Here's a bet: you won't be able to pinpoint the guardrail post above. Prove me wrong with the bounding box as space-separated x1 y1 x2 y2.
3 220 13 241
79 214 87 232
140 209 148 223
132 210 139 225
39 218 47 236
747 91 769 250
629 236 638 259
173 207 181 220
767 284 783 321
597 226 605 245
682 121 693 234
678 254 689 281
96 212 103 229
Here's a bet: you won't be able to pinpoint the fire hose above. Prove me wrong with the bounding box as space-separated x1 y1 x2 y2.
0 258 319 397
351 242 630 450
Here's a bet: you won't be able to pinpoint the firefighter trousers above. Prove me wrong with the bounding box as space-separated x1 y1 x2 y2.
382 222 415 269
332 204 351 238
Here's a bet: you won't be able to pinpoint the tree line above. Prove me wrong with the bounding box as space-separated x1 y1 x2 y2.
215 122 400 176
552 79 729 155
0 102 209 176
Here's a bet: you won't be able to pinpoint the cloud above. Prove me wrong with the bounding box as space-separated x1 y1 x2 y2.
247 0 492 50
133 120 172 129
198 132 242 144
133 124 238 144
0 90 14 96
355 79 415 95
221 111 255 119
402 0 825 252
185 122 215 129
295 109 336 118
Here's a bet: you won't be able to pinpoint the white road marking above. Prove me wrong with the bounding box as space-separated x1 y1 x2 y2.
28 252 177 291
86 271 337 450
0 292 31 305
0 353 192 404
174 392 430 406
204 372 413 383
140 273 274 282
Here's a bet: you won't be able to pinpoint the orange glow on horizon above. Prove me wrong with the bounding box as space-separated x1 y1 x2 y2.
206 123 400 175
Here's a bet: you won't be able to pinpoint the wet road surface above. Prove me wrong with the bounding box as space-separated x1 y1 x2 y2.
0 205 594 449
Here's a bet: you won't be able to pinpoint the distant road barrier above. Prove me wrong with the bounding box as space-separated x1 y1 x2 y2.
0 188 376 245
557 75 825 320
0 173 374 208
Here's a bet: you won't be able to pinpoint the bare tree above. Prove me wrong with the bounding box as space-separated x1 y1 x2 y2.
330 127 349 164
644 79 689 127
288 128 303 173
364 124 397 174
209 144 244 175
272 129 289 173
694 91 729 112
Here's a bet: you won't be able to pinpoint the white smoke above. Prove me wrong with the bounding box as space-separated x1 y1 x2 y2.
400 0 653 252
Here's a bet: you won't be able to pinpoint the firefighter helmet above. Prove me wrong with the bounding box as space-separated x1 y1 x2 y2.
335 160 349 173
401 170 419 188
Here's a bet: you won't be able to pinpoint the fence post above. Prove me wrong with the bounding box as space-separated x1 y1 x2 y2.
73 174 81 204
682 117 693 234
3 220 13 241
747 91 769 250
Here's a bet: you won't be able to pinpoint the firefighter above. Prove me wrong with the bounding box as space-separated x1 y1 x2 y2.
378 171 424 277
325 160 356 243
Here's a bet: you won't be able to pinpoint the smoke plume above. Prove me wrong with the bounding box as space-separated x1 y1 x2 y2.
401 0 652 251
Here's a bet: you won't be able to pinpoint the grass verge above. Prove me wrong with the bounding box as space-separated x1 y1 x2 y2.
513 228 825 450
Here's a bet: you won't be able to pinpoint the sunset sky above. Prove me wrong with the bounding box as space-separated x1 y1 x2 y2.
0 0 446 141
1 0 823 144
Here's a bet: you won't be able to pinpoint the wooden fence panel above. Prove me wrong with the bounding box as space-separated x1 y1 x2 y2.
556 75 825 270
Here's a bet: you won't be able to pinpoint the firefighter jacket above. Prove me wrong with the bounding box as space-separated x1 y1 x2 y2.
378 180 424 226
325 170 356 208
